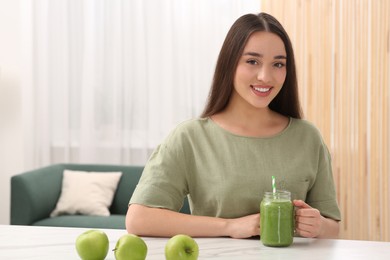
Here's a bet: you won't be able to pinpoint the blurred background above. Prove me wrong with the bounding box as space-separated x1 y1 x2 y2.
0 0 389 241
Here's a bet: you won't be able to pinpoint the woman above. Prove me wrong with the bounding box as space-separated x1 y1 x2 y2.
126 12 341 239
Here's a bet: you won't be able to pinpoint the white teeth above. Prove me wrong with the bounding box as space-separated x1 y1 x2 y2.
254 87 270 92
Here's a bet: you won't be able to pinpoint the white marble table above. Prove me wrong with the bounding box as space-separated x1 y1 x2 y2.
0 225 389 259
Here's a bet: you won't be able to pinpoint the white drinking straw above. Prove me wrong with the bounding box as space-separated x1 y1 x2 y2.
272 175 276 194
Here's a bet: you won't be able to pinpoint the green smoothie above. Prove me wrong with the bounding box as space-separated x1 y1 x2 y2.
260 192 294 247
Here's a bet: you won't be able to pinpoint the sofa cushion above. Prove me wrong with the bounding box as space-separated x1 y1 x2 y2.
50 170 122 217
33 215 125 229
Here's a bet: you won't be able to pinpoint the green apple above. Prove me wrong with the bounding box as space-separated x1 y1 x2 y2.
165 234 199 260
113 234 147 260
75 229 109 260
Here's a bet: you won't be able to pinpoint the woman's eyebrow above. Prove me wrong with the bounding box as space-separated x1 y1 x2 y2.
243 52 287 59
243 51 262 57
274 55 287 60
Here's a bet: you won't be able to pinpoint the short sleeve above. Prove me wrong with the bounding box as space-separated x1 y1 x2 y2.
129 134 189 212
306 143 341 221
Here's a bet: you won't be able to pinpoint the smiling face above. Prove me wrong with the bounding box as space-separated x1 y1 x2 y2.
231 31 287 112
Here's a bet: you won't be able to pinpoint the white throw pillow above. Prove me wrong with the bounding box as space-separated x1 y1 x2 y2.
50 170 122 217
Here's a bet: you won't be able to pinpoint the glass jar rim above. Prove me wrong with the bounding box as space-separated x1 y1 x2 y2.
264 190 291 195
263 190 291 199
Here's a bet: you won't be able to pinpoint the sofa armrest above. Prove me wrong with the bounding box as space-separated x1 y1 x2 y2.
11 164 64 225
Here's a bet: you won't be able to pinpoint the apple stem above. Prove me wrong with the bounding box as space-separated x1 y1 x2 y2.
185 248 193 254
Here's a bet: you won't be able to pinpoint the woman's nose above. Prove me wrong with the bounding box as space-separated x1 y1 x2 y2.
257 67 271 83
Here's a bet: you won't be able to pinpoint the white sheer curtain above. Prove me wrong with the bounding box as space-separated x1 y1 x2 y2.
21 0 260 168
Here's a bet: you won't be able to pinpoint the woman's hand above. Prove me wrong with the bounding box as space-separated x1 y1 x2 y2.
226 213 260 239
293 200 339 238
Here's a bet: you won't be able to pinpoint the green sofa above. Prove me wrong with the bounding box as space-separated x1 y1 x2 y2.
10 164 190 229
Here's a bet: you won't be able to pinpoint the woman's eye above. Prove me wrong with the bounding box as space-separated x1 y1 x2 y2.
274 62 285 68
247 59 258 65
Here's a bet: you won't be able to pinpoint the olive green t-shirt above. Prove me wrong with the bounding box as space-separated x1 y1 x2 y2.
130 117 341 221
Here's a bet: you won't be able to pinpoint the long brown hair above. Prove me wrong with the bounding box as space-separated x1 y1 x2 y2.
200 12 302 119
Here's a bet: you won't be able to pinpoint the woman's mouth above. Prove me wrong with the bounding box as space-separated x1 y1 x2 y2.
251 85 273 96
254 86 271 92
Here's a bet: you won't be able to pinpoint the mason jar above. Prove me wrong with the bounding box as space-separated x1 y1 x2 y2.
260 190 294 247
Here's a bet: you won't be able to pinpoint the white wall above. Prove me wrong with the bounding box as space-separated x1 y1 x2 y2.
0 0 23 224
